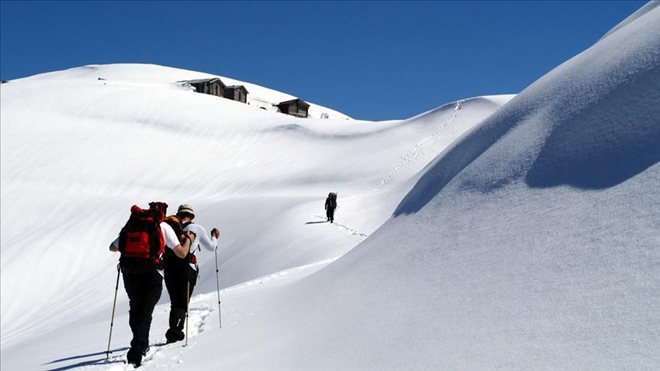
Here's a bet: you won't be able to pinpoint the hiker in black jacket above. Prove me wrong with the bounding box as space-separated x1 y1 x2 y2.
325 192 338 223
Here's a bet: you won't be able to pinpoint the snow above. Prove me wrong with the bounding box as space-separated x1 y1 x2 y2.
2 2 659 370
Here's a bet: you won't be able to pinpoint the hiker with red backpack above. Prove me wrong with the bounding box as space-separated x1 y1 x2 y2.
162 203 220 344
109 202 196 367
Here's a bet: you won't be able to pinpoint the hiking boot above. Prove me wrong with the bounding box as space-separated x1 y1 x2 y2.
165 328 185 344
126 348 143 368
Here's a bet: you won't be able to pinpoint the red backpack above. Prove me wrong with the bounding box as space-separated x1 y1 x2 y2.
118 205 166 272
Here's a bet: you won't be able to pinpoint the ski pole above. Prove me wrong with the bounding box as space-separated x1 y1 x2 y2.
106 263 121 359
214 246 222 328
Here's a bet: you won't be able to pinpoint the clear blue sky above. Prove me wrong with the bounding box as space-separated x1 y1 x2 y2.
0 1 646 121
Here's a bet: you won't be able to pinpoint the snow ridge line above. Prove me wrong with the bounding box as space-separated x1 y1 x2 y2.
373 99 466 192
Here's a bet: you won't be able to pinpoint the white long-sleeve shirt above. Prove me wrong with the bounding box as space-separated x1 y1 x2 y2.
183 222 218 271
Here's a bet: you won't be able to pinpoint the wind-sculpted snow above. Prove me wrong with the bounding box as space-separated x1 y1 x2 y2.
524 15 660 189
599 0 660 41
395 4 660 215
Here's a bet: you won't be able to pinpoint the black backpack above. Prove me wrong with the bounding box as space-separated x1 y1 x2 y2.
118 205 165 273
162 215 197 271
327 192 337 208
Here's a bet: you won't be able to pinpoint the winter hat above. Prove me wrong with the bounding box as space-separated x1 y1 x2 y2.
177 203 195 217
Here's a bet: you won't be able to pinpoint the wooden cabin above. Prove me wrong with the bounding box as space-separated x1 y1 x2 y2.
181 78 226 97
223 85 249 103
277 99 310 118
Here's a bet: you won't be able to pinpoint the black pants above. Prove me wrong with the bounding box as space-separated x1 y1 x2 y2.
122 268 162 353
164 267 198 337
326 207 336 222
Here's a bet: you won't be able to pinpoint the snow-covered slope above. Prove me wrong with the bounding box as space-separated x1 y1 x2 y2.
1 57 511 369
2 2 658 370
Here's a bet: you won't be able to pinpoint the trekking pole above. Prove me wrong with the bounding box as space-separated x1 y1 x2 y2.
106 263 121 359
214 246 222 328
185 256 191 347
185 279 190 347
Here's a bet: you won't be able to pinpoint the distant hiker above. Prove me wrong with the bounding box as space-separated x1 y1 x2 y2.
325 192 338 223
109 202 196 367
162 203 220 344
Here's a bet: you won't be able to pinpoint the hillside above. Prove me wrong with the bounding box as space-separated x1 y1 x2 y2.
1 60 512 370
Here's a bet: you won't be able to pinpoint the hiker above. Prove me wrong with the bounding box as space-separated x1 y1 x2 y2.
162 203 220 344
325 192 338 223
109 201 196 367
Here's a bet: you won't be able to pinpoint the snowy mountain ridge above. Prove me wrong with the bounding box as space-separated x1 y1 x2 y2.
8 63 353 120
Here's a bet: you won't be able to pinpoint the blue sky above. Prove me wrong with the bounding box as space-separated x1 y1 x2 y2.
0 1 646 121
